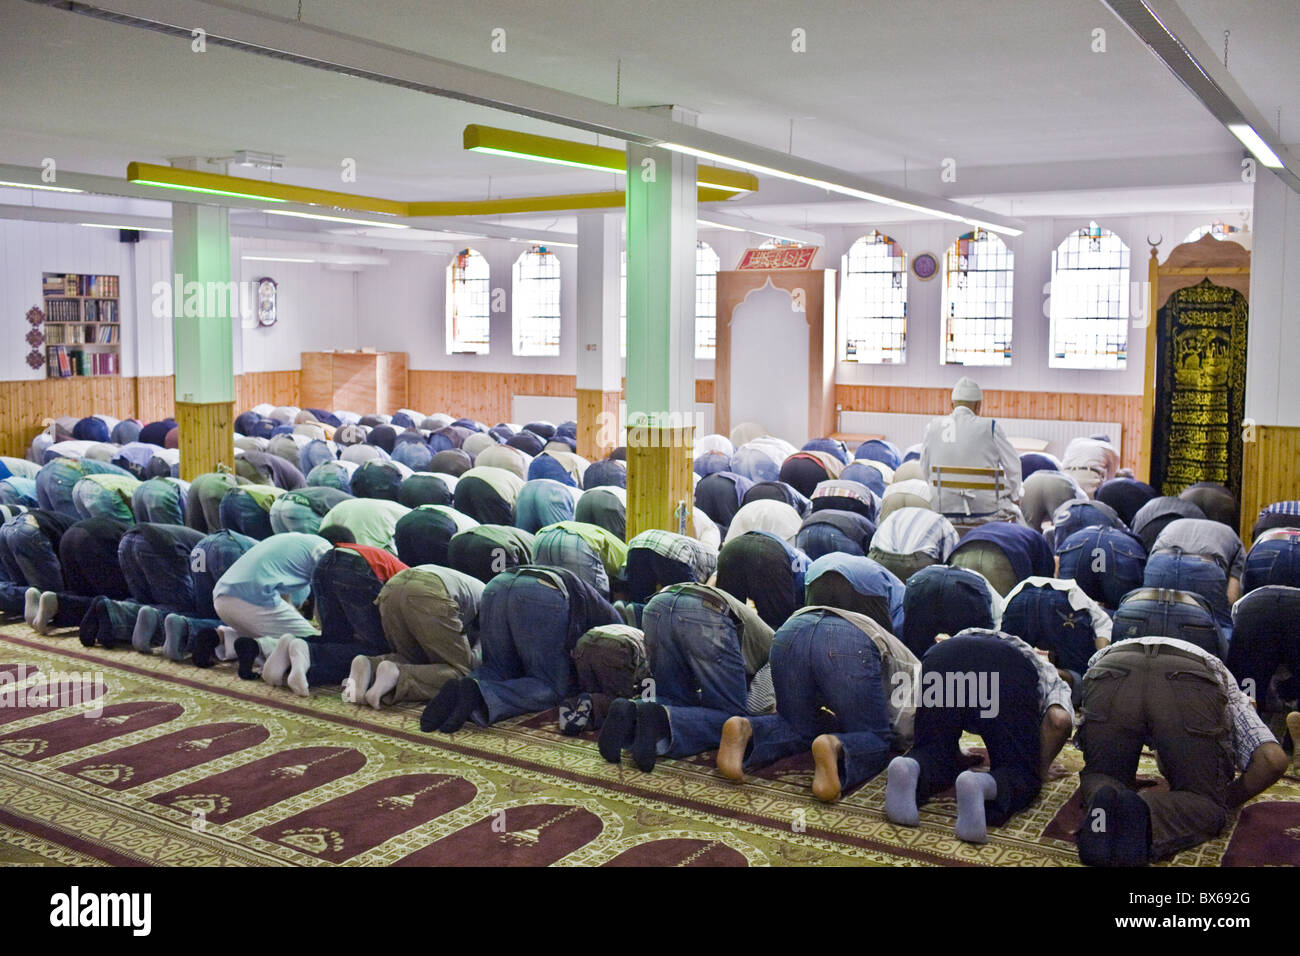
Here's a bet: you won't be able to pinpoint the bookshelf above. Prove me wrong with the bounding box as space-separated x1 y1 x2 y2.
42 272 122 378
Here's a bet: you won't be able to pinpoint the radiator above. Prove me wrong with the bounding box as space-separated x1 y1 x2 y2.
837 410 1123 461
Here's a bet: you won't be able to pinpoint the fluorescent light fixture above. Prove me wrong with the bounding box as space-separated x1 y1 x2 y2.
80 222 172 233
1228 124 1284 169
242 255 315 263
464 125 757 193
265 209 410 229
131 178 291 203
697 219 749 233
661 142 1023 236
508 237 578 248
0 179 84 194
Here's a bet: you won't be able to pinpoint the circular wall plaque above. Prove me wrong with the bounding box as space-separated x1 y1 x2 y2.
911 252 939 281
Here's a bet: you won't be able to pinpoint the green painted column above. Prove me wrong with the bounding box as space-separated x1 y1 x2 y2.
170 158 236 478
625 107 698 537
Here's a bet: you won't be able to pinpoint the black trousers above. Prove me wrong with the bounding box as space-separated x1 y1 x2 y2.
907 633 1042 827
305 549 389 686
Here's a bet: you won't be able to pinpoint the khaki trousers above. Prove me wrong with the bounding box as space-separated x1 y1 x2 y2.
368 571 473 704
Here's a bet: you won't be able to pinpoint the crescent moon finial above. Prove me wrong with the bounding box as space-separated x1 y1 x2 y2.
1147 234 1163 247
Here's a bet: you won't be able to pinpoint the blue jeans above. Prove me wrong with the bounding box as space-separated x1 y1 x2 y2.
132 478 186 525
0 515 63 592
643 588 750 759
189 531 257 619
1112 594 1227 658
1242 537 1300 593
1143 552 1232 630
1001 584 1097 676
118 528 200 613
796 523 867 561
747 610 892 789
1057 527 1147 609
470 572 574 724
218 489 274 540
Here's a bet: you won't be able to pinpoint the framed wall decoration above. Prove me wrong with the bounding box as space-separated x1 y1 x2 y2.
911 252 939 281
256 277 278 327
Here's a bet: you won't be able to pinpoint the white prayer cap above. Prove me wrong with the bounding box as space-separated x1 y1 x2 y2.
951 377 983 403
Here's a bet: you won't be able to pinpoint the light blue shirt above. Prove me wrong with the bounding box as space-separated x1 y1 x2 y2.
213 532 331 608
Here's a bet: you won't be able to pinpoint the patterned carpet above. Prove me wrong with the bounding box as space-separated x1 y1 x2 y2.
1 624 1298 867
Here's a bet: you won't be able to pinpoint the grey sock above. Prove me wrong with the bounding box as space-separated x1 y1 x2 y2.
954 770 999 843
885 757 921 826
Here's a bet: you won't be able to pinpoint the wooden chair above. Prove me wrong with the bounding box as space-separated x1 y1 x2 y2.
930 464 1012 535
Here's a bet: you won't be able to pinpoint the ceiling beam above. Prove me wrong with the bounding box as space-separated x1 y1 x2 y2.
1101 0 1300 192
29 0 1026 234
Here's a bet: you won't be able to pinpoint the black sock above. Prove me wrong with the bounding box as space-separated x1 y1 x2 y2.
1112 788 1152 867
598 698 638 763
191 628 220 669
632 701 670 773
234 637 260 680
421 680 463 733
441 678 484 733
1077 786 1119 867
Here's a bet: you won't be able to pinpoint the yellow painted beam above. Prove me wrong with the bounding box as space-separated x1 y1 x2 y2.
463 124 759 193
127 162 407 216
128 161 743 220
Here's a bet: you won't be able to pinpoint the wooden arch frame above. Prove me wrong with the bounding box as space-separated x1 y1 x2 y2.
713 269 837 442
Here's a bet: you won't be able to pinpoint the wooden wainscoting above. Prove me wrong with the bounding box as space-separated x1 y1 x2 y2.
834 384 1145 473
236 370 301 412
408 371 577 424
1240 425 1300 543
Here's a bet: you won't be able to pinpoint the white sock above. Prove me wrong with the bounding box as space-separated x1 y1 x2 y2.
954 770 999 844
366 661 400 710
24 587 40 626
345 656 371 705
286 638 311 697
215 625 240 661
33 592 59 635
261 635 293 686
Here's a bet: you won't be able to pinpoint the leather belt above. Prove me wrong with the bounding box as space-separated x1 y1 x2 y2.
1121 587 1211 612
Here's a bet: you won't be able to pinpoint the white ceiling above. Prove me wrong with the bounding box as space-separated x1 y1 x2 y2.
0 0 1293 231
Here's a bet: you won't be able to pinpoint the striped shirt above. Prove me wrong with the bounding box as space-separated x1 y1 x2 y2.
1085 636 1275 770
872 507 959 560
628 529 718 582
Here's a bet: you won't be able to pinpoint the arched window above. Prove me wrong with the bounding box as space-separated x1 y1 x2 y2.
941 228 1014 366
841 231 907 364
1183 220 1244 244
621 241 722 359
1049 222 1130 370
446 248 490 355
695 241 721 359
512 246 561 356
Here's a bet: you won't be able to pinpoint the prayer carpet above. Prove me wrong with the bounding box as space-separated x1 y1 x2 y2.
1 624 1297 867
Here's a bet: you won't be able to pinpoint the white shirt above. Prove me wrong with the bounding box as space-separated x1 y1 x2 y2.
919 406 1023 515
1061 437 1120 481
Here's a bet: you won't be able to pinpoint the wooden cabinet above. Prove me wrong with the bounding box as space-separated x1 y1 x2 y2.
300 351 408 415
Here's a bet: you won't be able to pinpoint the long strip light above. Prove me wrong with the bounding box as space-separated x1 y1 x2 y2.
80 222 172 233
1227 124 1284 169
0 179 85 194
661 142 1023 237
265 209 410 229
464 125 757 193
242 255 315 263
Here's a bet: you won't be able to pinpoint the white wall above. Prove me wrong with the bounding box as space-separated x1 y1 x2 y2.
4 209 1251 399
1245 172 1300 428
356 240 579 377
